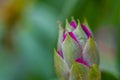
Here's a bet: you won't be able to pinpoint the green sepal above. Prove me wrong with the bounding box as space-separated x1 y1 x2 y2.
58 24 64 50
83 18 93 37
70 62 89 80
65 19 73 32
88 64 101 80
73 20 87 47
83 37 99 66
62 33 82 67
54 49 69 80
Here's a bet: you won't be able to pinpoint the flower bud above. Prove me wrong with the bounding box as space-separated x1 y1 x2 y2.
54 18 100 80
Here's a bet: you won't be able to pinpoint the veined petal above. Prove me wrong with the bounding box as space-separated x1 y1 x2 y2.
62 33 82 67
54 49 69 80
82 37 99 66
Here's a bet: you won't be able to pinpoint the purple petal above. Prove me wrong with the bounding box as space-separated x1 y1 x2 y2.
62 32 78 43
62 32 67 42
57 50 63 58
76 58 89 67
69 32 78 43
70 21 77 29
81 24 91 38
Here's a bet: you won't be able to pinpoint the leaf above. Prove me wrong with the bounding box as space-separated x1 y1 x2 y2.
83 37 99 66
62 33 82 67
54 49 69 80
88 64 101 80
70 62 89 80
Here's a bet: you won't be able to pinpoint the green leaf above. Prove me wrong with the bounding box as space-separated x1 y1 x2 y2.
54 49 69 80
70 62 89 80
83 37 99 66
62 33 82 67
88 64 101 80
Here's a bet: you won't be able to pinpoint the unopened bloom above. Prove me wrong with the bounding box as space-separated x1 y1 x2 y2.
54 18 100 80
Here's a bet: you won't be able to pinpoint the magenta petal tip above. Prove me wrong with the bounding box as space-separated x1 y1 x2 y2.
76 58 89 67
57 50 63 58
62 33 67 42
70 21 77 29
81 24 91 38
69 32 78 43
62 32 78 43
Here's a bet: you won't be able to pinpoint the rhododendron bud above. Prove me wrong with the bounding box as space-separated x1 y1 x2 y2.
54 18 100 80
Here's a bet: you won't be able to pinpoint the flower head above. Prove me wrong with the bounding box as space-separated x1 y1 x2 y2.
54 18 100 80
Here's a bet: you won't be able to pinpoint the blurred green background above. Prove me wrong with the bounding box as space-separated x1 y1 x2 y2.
0 0 120 80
